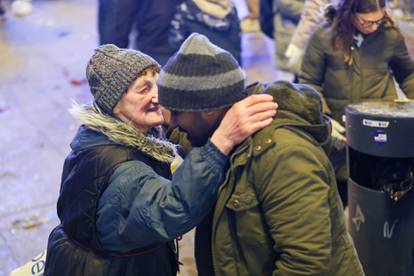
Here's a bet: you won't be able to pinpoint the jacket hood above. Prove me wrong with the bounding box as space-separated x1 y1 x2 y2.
249 81 332 151
69 104 177 163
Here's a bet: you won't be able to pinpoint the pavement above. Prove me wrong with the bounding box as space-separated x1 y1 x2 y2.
0 1 96 274
0 1 413 275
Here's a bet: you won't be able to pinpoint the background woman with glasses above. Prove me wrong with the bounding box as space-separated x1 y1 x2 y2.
299 0 414 206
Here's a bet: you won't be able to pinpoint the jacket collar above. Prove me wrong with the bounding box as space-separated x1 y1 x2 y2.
70 104 177 163
246 81 332 154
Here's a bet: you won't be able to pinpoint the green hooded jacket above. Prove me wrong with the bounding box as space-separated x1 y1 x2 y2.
195 81 364 276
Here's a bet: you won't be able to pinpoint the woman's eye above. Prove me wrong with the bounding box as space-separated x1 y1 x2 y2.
137 86 149 94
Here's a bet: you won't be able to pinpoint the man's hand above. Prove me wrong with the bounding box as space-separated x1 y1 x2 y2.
331 118 346 141
211 94 278 155
331 118 346 150
285 43 305 74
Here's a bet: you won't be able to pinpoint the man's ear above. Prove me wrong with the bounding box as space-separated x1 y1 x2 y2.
200 110 220 121
201 110 216 118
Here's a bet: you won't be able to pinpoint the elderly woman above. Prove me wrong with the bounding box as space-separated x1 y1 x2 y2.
44 44 277 276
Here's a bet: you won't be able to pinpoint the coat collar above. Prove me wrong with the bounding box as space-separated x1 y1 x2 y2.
70 103 177 163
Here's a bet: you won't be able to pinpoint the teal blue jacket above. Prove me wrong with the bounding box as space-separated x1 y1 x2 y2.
67 106 228 253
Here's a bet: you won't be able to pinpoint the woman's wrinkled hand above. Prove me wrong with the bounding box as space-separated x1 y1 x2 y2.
211 94 278 155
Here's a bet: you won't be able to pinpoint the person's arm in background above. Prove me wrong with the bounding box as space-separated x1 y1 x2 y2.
168 2 190 51
98 0 138 47
275 0 305 20
299 29 330 114
97 95 277 253
259 0 275 38
389 29 414 99
286 0 329 73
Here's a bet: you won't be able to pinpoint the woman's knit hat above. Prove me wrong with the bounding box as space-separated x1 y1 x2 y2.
158 33 246 112
86 44 159 115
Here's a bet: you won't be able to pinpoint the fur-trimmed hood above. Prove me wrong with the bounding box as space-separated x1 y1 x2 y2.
69 104 177 163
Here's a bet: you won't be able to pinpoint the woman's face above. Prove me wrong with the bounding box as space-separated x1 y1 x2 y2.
353 8 387 35
113 70 164 133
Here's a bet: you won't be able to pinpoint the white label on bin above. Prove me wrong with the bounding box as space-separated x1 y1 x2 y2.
362 119 389 128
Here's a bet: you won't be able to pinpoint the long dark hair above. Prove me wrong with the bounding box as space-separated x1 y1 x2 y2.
328 0 395 64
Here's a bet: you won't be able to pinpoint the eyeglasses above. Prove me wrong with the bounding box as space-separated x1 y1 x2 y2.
355 13 388 28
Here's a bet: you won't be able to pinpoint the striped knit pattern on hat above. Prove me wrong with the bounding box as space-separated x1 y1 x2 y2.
158 33 246 112
86 44 159 115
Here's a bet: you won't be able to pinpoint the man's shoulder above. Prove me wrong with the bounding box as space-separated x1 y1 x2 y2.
272 127 318 151
250 125 330 172
251 125 317 156
249 127 333 185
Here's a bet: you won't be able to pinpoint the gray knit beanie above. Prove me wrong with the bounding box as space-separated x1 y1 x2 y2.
86 44 160 115
158 33 246 112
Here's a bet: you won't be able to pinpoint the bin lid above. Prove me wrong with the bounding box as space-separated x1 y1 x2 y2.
346 101 414 118
346 101 414 157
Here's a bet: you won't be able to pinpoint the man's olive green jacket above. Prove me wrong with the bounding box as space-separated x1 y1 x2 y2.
195 81 364 276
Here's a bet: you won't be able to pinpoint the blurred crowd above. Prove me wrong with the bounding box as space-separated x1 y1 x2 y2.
1 0 413 74
41 0 413 274
389 0 414 20
3 0 414 275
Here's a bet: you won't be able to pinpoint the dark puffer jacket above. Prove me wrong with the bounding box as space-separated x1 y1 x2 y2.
300 22 414 123
45 144 178 276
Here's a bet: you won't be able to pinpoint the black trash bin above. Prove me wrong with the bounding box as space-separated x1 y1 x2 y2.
346 101 414 276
